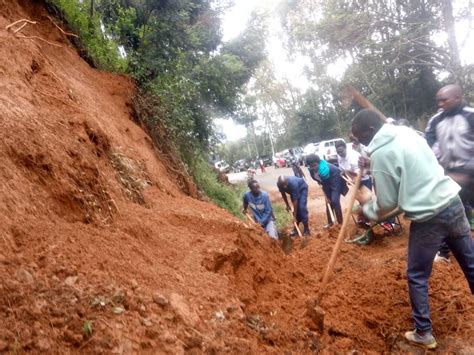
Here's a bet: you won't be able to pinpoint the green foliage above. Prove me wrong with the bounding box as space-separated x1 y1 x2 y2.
83 320 93 337
280 0 472 130
47 0 127 72
273 204 292 231
191 156 243 218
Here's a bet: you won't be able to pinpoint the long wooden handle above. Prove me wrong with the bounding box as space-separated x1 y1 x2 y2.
318 170 363 301
293 221 303 237
345 85 388 123
245 212 258 225
288 209 303 237
326 201 336 225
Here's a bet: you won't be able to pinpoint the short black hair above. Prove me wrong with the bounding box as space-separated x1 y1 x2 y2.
335 141 346 149
352 109 383 131
395 118 411 127
247 179 258 188
305 154 320 166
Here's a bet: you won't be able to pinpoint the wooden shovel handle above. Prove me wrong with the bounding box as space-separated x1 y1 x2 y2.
245 212 258 225
293 221 303 237
288 209 303 237
345 85 388 123
318 170 363 301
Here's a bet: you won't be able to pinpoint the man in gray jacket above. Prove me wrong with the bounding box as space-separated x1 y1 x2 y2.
425 84 474 231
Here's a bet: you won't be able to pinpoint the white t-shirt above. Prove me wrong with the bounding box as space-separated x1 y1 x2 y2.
337 149 370 181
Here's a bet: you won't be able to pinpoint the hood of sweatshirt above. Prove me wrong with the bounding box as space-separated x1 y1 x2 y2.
366 123 397 156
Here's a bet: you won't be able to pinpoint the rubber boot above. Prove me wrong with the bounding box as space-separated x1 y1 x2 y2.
303 222 310 236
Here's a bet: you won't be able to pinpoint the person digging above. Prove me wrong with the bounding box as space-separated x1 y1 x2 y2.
243 180 278 240
305 154 348 228
352 109 474 350
277 175 310 236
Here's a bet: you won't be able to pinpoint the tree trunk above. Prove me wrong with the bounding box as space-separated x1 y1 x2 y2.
90 0 94 19
441 0 462 78
250 122 259 158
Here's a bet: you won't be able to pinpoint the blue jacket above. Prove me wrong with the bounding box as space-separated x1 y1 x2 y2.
243 191 273 226
278 176 308 201
309 162 348 196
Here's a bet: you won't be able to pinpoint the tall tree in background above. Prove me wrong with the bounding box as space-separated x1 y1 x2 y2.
96 1 266 156
281 0 473 126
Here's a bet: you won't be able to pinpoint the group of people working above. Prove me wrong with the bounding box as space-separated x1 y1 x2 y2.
242 84 473 349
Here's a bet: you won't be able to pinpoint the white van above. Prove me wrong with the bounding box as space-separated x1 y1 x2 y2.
316 138 345 163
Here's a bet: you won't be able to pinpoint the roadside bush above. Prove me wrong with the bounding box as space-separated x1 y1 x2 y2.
273 204 293 231
191 156 244 218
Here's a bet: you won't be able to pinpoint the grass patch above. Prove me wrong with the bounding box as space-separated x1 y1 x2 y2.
191 157 244 218
273 204 293 231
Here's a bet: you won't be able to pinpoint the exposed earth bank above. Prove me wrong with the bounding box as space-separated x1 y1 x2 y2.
0 1 472 353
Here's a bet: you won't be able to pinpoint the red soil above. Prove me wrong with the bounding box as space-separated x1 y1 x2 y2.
0 1 472 353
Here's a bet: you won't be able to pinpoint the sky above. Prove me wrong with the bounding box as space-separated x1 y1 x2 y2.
215 0 474 142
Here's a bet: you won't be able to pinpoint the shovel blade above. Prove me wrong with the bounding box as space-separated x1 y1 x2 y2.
306 299 325 333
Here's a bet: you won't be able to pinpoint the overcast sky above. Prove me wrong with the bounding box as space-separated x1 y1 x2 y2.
215 0 474 142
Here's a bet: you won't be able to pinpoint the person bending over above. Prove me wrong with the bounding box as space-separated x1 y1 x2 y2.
306 154 348 227
277 175 310 236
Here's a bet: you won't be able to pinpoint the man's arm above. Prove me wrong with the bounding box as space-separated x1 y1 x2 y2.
291 198 299 221
280 191 291 211
260 194 273 226
242 194 249 214
424 114 440 147
362 160 400 222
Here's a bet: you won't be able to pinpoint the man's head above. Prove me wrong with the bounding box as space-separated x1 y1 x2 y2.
436 84 463 112
248 180 260 195
395 118 411 127
351 109 383 146
277 175 288 189
305 154 320 174
335 140 347 158
349 134 360 146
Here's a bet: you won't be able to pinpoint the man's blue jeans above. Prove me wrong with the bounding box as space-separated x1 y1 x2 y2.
408 197 474 333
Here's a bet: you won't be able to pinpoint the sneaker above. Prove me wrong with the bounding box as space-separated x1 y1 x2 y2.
303 230 311 236
289 229 298 237
404 329 437 349
434 252 451 264
323 223 333 229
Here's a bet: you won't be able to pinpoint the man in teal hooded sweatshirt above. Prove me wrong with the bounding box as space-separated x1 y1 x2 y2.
352 109 474 350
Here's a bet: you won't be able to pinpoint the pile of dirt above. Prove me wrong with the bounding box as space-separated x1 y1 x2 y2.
0 1 472 353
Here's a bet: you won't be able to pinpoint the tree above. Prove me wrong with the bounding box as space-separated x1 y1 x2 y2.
280 0 473 127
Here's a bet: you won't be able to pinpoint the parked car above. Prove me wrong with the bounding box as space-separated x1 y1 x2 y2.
284 146 304 166
259 155 273 167
273 151 287 168
232 159 248 172
316 138 345 164
214 160 231 173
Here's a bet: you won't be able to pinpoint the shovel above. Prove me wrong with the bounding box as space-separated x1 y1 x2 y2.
308 170 363 332
306 85 388 330
325 198 336 225
287 209 303 237
244 212 258 225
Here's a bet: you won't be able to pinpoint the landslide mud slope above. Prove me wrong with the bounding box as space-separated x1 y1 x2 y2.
0 1 473 354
